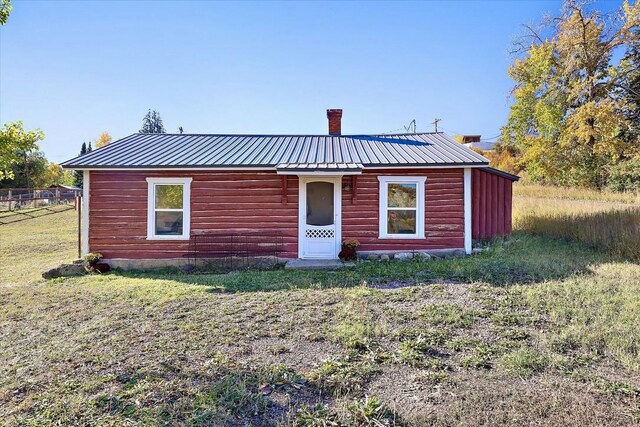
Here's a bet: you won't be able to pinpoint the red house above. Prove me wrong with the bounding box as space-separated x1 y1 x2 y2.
62 110 518 267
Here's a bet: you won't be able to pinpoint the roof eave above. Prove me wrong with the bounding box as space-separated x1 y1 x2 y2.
63 162 490 171
482 167 520 181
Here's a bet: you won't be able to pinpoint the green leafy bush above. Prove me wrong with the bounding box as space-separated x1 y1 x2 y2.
607 158 640 193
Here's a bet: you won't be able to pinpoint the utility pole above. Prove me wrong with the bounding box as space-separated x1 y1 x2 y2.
431 118 441 133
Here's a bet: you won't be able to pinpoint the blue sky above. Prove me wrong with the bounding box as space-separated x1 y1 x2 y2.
0 1 620 163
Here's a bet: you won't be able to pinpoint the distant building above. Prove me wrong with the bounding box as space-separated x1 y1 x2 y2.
462 135 495 151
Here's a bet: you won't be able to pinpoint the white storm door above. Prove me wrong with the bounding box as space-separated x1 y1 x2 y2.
299 177 341 259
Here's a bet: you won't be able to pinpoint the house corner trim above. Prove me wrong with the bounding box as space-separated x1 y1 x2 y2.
464 168 472 254
82 170 90 256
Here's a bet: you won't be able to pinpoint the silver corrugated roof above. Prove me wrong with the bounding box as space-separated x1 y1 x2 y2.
276 162 364 171
61 133 489 169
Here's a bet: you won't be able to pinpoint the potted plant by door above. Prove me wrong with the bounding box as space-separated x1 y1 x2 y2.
84 252 110 273
339 239 360 261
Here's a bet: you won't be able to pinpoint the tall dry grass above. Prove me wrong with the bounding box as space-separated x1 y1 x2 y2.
514 184 640 204
514 184 640 261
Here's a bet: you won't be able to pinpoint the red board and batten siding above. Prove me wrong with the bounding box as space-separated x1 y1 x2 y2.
471 168 514 240
88 168 466 260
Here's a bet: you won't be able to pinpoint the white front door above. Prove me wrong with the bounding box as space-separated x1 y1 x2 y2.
299 176 341 259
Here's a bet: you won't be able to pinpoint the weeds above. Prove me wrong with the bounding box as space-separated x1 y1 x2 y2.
307 356 377 397
201 372 268 417
501 347 548 378
393 334 448 369
347 395 400 426
294 403 337 426
418 304 476 328
459 343 496 370
413 371 449 385
294 396 402 426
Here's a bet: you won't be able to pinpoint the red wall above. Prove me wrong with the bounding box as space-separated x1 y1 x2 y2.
471 168 513 240
88 168 465 260
89 171 299 259
343 169 464 251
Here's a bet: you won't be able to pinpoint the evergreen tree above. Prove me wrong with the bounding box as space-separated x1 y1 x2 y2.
140 109 166 134
74 142 89 187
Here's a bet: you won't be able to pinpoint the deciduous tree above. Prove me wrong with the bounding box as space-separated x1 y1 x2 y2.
95 132 112 148
0 0 12 25
502 0 640 188
0 121 44 181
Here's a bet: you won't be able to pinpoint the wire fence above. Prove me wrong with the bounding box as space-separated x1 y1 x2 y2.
0 187 82 212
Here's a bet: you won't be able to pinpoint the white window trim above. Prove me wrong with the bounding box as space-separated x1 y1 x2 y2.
378 176 426 239
146 177 192 240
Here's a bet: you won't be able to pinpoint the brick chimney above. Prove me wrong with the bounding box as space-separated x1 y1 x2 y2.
327 109 343 135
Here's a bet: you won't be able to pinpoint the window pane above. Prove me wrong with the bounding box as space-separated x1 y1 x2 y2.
306 181 334 226
155 211 183 235
156 185 183 209
387 209 416 235
388 183 416 208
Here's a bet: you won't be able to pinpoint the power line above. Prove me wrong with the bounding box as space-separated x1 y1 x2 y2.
379 127 406 135
480 134 501 141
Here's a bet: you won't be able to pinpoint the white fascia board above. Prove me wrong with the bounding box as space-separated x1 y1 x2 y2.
277 170 362 176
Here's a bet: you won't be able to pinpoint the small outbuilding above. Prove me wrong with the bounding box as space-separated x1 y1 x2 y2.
61 110 517 266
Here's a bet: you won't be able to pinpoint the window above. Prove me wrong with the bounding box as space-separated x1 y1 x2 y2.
146 177 192 240
378 176 425 239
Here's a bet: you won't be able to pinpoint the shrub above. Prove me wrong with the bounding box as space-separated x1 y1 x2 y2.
607 158 640 193
84 252 103 266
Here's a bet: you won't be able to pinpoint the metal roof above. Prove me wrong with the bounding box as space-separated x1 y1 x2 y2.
61 133 489 169
482 167 520 181
276 162 363 172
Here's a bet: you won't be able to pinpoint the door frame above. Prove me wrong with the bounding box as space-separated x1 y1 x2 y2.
298 175 342 259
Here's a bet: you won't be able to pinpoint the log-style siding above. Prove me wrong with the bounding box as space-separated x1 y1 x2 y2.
342 169 464 251
89 171 299 259
89 168 466 260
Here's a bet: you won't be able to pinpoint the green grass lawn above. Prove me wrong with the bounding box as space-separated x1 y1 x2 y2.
1 207 639 426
